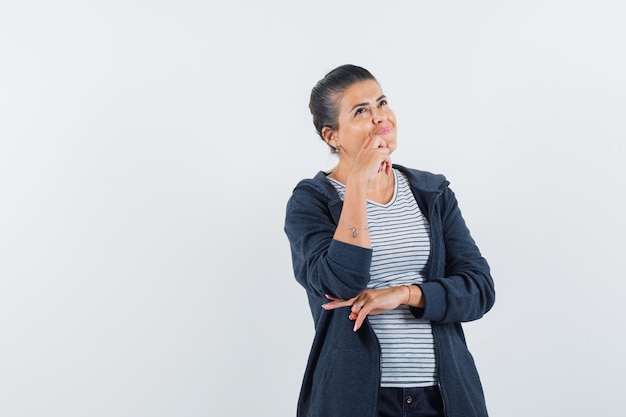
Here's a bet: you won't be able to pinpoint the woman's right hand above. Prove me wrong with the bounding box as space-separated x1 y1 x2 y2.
349 134 392 184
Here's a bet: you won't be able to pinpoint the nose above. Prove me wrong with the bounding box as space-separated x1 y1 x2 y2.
372 108 387 124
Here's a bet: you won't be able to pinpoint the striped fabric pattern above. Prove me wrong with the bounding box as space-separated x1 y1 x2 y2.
328 169 437 387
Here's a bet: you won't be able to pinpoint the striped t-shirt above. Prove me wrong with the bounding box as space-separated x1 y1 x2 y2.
328 168 437 387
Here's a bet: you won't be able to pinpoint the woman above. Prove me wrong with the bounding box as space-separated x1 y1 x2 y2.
284 64 495 417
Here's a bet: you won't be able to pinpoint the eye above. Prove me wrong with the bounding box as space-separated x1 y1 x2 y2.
354 107 368 117
379 99 388 107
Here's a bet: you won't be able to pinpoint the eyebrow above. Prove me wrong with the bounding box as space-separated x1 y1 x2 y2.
349 95 387 113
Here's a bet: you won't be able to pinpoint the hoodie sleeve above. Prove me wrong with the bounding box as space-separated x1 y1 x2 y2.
412 186 495 324
284 182 373 300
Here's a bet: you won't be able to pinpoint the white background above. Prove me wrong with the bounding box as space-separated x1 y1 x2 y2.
1 1 625 416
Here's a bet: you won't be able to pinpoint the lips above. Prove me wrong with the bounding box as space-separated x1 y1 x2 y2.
375 127 392 135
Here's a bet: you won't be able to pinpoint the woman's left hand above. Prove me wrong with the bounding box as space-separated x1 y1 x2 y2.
321 286 410 332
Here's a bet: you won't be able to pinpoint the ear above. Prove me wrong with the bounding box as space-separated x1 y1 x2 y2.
321 126 337 148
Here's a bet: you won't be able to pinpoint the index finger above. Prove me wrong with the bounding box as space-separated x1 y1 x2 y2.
366 131 389 148
322 295 356 311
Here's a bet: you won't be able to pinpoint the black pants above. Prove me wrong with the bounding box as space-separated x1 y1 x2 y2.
377 386 444 417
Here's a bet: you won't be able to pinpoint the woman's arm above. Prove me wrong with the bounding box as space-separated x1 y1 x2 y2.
284 183 372 300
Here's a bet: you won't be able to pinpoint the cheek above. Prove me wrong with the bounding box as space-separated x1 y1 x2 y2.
387 131 398 151
343 123 369 139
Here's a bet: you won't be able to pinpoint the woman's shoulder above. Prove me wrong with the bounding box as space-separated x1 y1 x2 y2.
289 171 338 202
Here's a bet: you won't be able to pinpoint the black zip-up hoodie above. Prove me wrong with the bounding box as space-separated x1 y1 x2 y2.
284 164 495 417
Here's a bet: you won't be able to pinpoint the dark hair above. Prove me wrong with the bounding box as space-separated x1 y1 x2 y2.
309 64 378 150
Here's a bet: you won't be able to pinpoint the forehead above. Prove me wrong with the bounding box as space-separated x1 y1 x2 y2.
338 80 383 110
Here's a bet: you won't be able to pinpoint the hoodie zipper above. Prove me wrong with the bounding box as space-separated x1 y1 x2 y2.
429 189 448 416
433 328 449 416
368 318 382 417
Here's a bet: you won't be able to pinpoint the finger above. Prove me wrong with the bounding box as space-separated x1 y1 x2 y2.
350 302 364 313
353 304 374 331
322 295 356 310
363 133 376 149
353 311 366 331
322 300 352 310
378 160 392 173
349 306 386 324
325 294 355 304
371 135 388 149
366 133 388 151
